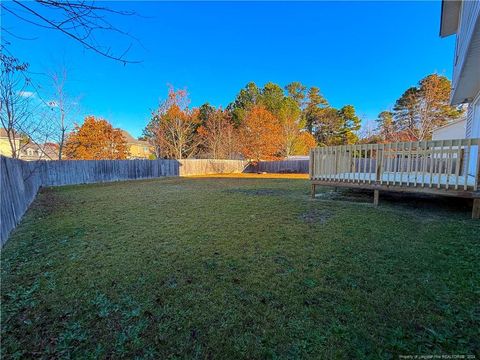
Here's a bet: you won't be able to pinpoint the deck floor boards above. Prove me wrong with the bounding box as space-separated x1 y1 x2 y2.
315 172 476 188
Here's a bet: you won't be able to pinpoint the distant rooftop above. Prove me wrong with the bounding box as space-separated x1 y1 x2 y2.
121 130 149 145
0 128 21 139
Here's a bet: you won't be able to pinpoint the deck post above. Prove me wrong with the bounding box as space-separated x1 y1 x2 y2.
473 199 480 219
311 184 316 198
373 189 379 206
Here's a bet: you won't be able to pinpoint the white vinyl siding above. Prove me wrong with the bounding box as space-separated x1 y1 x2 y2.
466 94 480 176
452 1 480 93
432 119 466 140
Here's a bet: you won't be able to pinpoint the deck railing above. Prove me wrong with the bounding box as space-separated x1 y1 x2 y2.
309 138 480 192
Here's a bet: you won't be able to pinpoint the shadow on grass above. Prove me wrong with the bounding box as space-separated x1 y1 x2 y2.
315 187 473 219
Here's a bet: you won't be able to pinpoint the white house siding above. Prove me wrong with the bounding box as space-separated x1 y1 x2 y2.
471 93 480 138
451 0 480 104
467 94 480 176
432 119 466 140
442 0 480 177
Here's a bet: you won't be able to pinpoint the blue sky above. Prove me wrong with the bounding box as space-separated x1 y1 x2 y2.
4 1 455 138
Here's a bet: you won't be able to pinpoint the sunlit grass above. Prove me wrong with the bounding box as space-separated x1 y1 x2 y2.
186 173 309 179
1 177 479 359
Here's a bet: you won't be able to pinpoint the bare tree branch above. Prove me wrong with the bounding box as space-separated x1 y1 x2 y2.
2 0 141 65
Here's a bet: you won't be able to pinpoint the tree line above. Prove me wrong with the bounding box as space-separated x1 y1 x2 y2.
142 82 362 161
369 74 463 144
1 64 463 162
1 2 464 162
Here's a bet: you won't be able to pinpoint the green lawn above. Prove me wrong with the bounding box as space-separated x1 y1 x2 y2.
1 177 479 359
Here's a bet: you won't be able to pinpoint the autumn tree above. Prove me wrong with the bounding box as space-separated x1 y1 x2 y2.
197 107 239 159
277 97 301 157
238 105 283 162
291 131 317 155
64 116 128 159
228 81 317 157
144 87 200 159
276 96 317 156
392 74 463 141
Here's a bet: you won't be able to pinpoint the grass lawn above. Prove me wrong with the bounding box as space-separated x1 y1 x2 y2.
1 176 479 359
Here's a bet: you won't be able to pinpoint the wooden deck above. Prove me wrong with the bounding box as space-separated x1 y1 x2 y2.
309 139 480 218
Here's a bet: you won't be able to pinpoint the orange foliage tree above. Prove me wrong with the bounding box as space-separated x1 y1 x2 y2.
291 131 317 155
276 97 317 156
197 108 239 159
238 105 283 162
144 87 200 159
64 116 128 159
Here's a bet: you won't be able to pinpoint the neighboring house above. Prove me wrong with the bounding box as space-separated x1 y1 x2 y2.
121 130 154 159
0 128 21 158
440 0 480 175
432 117 466 140
19 143 59 161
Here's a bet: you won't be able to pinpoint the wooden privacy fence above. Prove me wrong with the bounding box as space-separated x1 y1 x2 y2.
1 155 308 246
309 139 480 217
40 159 180 186
1 158 43 248
0 157 247 246
178 159 248 176
38 159 249 185
247 160 309 173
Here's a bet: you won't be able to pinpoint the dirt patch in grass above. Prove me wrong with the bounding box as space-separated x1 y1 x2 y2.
299 208 332 225
315 188 374 204
188 173 308 179
29 188 69 216
316 188 472 218
225 188 291 196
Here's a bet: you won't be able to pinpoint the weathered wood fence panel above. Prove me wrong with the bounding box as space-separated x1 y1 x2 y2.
1 157 43 246
246 160 309 174
0 158 248 246
1 156 309 245
39 159 181 186
178 159 248 176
